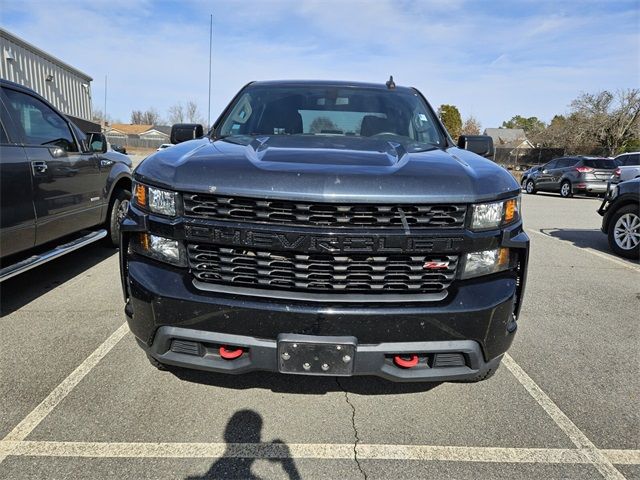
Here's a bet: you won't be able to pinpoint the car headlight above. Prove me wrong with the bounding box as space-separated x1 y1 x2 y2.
470 196 520 230
131 233 186 267
609 185 619 200
460 248 513 279
133 182 178 217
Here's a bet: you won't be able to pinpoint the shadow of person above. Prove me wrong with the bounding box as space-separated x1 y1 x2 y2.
186 409 300 480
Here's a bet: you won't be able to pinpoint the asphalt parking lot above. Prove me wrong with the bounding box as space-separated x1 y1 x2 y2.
0 192 638 480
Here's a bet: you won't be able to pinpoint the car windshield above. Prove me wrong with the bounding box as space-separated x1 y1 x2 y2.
583 158 617 169
217 85 446 151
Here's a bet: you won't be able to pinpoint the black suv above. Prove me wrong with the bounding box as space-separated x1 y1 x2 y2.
0 80 132 281
524 156 618 197
120 80 529 383
598 178 640 259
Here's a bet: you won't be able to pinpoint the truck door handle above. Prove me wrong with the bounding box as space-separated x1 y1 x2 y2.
31 161 48 174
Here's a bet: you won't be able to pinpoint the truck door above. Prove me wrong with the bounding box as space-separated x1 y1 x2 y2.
0 100 36 258
1 86 102 246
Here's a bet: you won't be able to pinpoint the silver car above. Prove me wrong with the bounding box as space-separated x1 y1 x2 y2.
524 156 618 198
611 152 640 184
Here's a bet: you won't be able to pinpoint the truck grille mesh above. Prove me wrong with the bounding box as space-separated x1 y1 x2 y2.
188 243 458 294
183 194 466 228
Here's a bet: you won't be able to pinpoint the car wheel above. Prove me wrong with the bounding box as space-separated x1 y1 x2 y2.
525 180 536 194
560 180 572 198
608 205 640 259
107 189 131 247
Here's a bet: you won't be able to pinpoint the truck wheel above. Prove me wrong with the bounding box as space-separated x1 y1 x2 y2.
107 189 131 247
146 353 169 371
560 180 572 198
608 205 640 259
525 180 536 194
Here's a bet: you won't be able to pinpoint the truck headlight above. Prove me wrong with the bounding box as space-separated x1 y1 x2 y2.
460 248 512 279
131 233 186 267
133 182 178 217
470 196 520 230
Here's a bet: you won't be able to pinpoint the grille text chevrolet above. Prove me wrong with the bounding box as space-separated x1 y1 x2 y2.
120 80 529 382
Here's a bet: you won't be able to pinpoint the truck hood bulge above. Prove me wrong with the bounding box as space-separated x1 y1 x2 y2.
135 136 519 204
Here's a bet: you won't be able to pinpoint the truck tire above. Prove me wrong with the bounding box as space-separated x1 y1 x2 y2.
560 180 572 198
457 365 498 383
607 204 640 259
107 189 131 247
146 353 169 371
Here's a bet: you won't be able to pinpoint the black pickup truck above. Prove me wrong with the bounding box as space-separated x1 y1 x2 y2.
120 79 529 382
0 79 132 281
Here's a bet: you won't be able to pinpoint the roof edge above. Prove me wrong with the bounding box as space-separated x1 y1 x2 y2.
0 27 93 82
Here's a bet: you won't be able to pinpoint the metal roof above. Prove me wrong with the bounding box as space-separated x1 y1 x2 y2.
0 27 92 81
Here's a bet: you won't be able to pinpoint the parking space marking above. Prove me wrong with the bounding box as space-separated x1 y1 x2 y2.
0 440 638 465
526 228 640 272
503 354 626 479
0 322 129 464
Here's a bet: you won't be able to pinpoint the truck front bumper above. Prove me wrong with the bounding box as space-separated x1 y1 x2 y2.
124 255 525 382
141 326 503 382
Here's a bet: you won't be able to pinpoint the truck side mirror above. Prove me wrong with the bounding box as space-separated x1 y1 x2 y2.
457 135 494 159
171 123 204 144
87 132 108 153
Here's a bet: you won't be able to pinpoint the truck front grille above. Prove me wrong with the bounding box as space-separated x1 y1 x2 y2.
188 243 458 294
183 194 466 229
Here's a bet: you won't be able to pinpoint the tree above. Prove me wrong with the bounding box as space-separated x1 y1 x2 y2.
309 116 338 133
185 101 204 124
92 107 111 127
569 89 640 156
131 108 162 125
501 115 546 137
168 103 185 124
168 101 204 125
461 115 481 136
438 105 462 139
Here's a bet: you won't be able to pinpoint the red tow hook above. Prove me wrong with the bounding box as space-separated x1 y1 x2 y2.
219 346 244 360
393 354 419 368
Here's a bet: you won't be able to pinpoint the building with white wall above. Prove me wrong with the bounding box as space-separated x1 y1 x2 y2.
0 27 97 131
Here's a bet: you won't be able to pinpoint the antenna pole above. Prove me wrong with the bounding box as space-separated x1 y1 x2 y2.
208 13 212 129
103 74 107 130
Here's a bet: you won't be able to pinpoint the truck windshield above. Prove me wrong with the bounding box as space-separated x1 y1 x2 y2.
217 85 446 151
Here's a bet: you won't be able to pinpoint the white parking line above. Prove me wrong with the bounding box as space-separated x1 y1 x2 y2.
0 440 638 465
0 322 129 464
526 228 640 272
503 354 626 479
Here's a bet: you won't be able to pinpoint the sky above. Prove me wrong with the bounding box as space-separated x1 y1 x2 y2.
2 0 638 129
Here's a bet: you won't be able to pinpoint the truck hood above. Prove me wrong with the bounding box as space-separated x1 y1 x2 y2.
135 136 519 203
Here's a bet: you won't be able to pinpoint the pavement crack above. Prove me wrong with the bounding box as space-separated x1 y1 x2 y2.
336 378 367 480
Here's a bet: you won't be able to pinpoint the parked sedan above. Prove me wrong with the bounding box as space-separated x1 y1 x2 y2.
598 178 640 259
524 156 617 198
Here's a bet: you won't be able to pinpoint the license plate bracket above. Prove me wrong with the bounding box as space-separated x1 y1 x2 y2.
277 334 357 376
